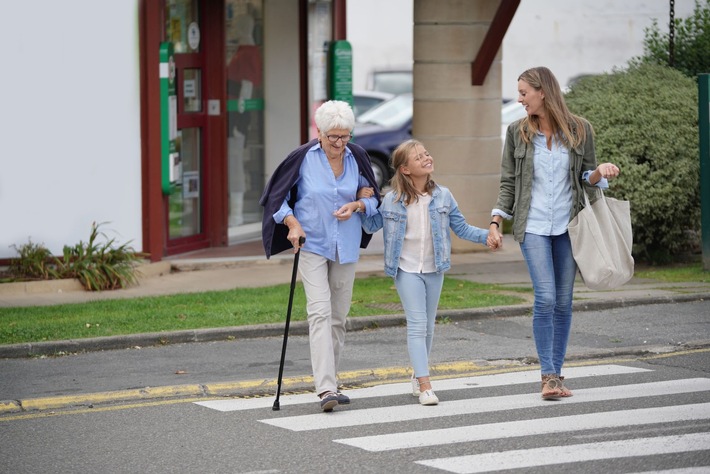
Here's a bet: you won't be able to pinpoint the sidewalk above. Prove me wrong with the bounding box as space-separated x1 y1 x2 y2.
4 231 709 306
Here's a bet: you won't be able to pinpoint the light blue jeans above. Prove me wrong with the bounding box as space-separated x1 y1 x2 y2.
395 270 445 378
519 232 577 376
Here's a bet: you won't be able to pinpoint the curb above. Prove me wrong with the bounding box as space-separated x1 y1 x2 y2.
0 292 707 359
3 346 709 415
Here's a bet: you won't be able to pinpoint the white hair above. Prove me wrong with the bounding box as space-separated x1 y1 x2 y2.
314 100 355 133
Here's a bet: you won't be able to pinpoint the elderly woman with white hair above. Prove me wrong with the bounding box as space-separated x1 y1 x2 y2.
260 100 380 412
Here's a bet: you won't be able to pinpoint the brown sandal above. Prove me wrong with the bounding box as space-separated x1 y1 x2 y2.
541 374 563 400
558 376 573 397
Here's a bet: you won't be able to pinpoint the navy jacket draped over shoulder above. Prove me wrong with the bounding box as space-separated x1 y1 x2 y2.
259 139 381 258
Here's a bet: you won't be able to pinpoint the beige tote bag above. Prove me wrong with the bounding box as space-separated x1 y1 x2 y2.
568 189 634 290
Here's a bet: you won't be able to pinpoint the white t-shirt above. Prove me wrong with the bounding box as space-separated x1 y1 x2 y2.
399 193 437 274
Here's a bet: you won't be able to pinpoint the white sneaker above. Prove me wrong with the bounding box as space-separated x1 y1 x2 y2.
411 374 421 397
419 389 439 406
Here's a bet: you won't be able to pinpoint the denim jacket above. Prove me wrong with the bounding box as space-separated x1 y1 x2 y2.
361 184 488 278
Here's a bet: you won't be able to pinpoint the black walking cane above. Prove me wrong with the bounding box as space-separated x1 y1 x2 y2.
272 236 305 411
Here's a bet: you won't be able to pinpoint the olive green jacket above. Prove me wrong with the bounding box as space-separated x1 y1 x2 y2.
494 118 599 243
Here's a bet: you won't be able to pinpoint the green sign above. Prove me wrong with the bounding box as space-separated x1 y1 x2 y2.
328 40 353 104
226 98 265 112
160 42 180 195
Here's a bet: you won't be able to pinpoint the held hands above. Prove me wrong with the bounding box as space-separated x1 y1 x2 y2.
487 226 503 252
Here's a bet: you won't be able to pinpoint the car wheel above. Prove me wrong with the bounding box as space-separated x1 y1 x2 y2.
369 155 390 189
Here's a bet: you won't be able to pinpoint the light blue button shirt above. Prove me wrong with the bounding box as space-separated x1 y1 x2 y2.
273 143 377 264
525 131 608 236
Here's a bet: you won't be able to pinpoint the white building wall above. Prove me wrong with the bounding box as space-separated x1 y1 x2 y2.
347 0 414 91
501 0 696 100
1 1 142 259
347 0 696 97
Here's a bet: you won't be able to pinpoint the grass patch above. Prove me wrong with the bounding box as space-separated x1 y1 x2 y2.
0 277 528 345
634 262 709 283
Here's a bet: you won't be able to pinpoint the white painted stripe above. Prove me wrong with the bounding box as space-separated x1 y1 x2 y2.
196 393 316 412
416 432 710 474
196 364 649 412
334 402 710 451
628 469 710 474
259 378 710 431
159 63 169 78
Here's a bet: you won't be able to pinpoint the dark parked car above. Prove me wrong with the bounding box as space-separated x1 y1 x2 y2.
352 93 412 188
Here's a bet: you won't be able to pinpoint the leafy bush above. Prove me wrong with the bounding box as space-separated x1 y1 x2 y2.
631 0 710 79
564 63 699 264
5 222 146 291
7 240 55 280
54 222 145 291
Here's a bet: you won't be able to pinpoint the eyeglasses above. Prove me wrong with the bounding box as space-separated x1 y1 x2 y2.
325 134 352 143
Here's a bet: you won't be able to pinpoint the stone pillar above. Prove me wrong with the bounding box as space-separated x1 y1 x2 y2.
413 0 502 252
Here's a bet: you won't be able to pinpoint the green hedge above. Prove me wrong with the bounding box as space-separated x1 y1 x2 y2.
565 63 700 264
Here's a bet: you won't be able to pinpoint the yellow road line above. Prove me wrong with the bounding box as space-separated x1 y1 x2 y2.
0 398 208 422
18 384 205 412
2 347 708 420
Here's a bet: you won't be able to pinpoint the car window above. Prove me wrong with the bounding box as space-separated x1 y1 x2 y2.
357 94 412 128
353 96 386 118
371 71 412 95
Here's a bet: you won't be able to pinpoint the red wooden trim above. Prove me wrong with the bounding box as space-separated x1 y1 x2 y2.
299 0 309 144
176 115 203 129
203 0 227 247
164 234 212 255
470 0 520 86
139 0 166 262
333 0 346 40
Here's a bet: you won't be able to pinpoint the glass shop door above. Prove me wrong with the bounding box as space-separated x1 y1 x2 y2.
165 0 210 252
225 0 265 238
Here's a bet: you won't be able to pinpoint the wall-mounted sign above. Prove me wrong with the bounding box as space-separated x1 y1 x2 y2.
183 79 196 98
187 22 200 51
160 42 180 194
328 40 353 104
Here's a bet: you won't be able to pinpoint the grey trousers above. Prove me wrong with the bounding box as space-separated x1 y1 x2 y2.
298 251 356 396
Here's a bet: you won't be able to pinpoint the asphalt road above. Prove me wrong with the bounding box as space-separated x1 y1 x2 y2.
1 349 709 473
2 300 708 404
2 300 710 472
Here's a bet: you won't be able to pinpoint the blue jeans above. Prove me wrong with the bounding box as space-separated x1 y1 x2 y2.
395 270 445 378
519 232 577 376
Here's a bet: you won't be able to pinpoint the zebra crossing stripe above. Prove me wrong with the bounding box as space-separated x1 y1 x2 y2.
334 402 710 451
259 378 710 431
415 432 710 473
196 364 648 412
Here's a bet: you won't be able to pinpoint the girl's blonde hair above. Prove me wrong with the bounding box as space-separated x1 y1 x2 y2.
516 66 590 148
389 139 436 204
